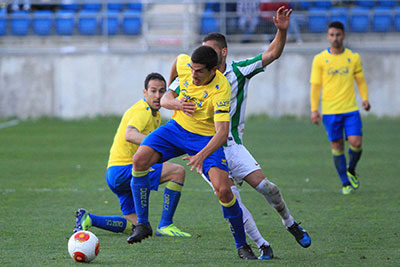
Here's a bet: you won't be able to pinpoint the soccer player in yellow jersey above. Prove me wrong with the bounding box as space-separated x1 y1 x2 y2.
129 46 257 259
73 73 190 238
310 21 371 195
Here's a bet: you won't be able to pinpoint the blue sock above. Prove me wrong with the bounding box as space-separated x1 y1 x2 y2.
90 214 128 233
332 149 349 186
131 169 150 225
221 196 246 248
158 181 183 229
348 145 362 174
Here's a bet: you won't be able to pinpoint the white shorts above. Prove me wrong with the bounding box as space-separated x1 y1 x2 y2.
223 143 261 184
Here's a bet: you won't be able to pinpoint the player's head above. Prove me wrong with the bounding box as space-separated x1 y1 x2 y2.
327 21 345 50
202 33 228 68
190 45 218 86
143 72 166 113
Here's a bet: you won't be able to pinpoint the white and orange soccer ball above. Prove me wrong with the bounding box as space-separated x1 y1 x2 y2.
68 231 100 263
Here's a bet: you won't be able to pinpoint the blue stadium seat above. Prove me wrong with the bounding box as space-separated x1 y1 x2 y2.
201 9 219 34
127 3 143 11
11 10 31 36
377 1 396 7
394 7 400 31
122 10 141 35
60 4 80 11
373 7 392 32
350 7 370 32
33 10 53 36
314 1 333 8
82 3 102 11
0 9 6 36
308 8 327 33
78 10 99 35
330 7 348 29
107 3 124 11
56 10 75 35
101 10 119 35
298 1 312 10
355 1 375 8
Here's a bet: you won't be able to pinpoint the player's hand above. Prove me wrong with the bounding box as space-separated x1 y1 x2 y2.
362 100 371 111
311 111 321 125
179 98 196 117
273 6 292 31
182 154 205 174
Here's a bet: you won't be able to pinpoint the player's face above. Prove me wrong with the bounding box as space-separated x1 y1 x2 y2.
190 62 216 86
143 79 166 112
202 40 226 68
327 27 345 49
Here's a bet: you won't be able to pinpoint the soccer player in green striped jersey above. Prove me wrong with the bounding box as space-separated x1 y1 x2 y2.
169 6 311 258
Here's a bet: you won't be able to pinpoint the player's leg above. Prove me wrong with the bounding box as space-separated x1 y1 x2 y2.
208 167 256 260
345 111 363 189
155 162 191 237
323 114 352 194
230 183 273 260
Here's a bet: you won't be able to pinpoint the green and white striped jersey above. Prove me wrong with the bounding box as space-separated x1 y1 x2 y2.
168 53 265 145
225 54 265 145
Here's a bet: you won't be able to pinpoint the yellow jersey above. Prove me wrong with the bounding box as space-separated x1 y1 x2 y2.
310 48 366 114
107 99 161 167
172 54 231 136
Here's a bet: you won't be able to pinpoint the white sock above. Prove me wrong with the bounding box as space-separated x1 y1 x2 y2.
231 185 269 248
255 178 294 227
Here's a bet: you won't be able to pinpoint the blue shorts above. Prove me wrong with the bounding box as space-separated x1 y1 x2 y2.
106 163 162 215
142 119 228 180
322 111 363 142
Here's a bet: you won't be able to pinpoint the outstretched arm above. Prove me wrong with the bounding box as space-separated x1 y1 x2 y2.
262 6 292 67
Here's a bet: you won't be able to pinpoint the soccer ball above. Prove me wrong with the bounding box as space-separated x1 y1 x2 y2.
68 231 100 263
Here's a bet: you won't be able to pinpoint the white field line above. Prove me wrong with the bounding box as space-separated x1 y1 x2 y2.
0 119 20 130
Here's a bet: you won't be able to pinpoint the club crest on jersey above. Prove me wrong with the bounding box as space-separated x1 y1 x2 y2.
216 84 220 90
203 91 208 99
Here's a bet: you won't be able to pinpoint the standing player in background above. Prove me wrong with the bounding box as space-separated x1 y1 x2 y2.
310 21 371 195
129 46 257 260
74 73 190 238
169 6 310 259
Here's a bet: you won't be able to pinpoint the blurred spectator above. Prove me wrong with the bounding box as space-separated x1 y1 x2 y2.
11 0 31 11
237 0 260 43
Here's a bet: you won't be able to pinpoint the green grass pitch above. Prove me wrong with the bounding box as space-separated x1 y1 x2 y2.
0 116 399 266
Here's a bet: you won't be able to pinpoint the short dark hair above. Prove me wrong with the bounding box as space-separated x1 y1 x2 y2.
144 72 166 90
202 32 228 49
191 45 218 71
328 21 345 32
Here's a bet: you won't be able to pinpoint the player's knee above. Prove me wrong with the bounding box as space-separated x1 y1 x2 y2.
171 165 185 183
257 179 280 195
132 152 149 171
215 186 233 203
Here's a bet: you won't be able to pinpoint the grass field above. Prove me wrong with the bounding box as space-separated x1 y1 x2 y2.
0 116 399 266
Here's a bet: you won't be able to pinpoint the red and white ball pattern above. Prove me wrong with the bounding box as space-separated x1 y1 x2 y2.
68 231 100 263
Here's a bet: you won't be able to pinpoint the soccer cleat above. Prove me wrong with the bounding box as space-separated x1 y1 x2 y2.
73 208 92 233
127 223 152 244
347 171 360 190
287 221 311 248
342 185 354 195
258 244 274 260
155 224 191 237
237 243 257 260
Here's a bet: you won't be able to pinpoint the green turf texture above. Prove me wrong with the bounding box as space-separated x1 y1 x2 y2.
0 116 399 266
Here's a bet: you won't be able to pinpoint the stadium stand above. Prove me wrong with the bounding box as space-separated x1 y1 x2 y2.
330 7 348 29
372 6 392 32
122 9 141 35
394 6 400 31
308 7 327 33
201 8 219 34
33 10 53 36
0 8 6 36
350 7 370 32
55 9 75 36
78 9 99 35
102 10 119 35
11 10 30 36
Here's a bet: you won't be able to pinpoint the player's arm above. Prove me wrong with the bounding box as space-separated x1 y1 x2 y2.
125 126 146 145
310 83 322 125
183 121 229 173
261 6 292 67
161 90 196 116
354 56 371 111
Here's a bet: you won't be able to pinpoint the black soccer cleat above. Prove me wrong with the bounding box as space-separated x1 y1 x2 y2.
238 243 257 260
258 244 274 260
287 221 311 248
127 223 152 244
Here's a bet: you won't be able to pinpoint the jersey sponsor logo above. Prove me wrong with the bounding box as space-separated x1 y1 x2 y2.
181 89 203 108
216 100 229 107
184 80 189 88
327 66 348 76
